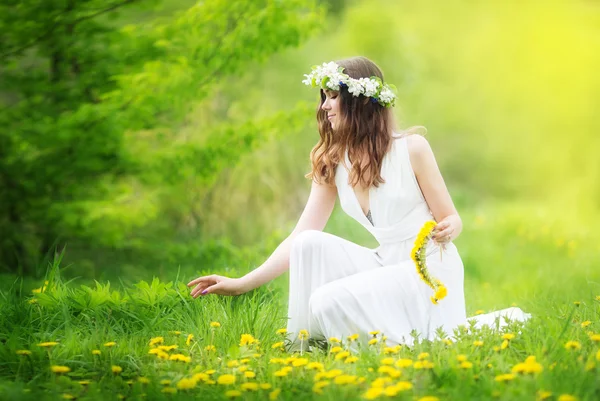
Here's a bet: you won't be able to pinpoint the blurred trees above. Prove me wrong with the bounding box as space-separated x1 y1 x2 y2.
0 0 324 275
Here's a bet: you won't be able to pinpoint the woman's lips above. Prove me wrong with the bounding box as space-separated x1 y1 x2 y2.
327 114 335 119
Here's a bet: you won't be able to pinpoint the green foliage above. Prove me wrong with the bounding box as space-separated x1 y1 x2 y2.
0 0 324 274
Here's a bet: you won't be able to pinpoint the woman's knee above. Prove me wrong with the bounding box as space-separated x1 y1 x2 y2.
290 229 326 256
308 285 340 321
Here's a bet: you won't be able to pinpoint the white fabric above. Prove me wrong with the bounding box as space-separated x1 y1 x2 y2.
286 134 531 351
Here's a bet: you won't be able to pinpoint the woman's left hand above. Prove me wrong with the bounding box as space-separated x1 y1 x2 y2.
432 219 454 245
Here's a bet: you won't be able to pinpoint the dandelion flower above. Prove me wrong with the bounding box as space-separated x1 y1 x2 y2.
475 309 485 315
210 322 221 328
149 337 164 347
271 342 284 350
369 330 380 336
501 339 510 350
160 379 172 385
169 330 182 335
329 337 341 343
205 345 216 351
363 387 384 400
138 377 150 384
347 333 359 342
104 342 117 347
61 394 74 400
557 395 577 401
418 352 430 360
312 380 330 394
240 334 257 346
473 340 484 347
244 371 256 379
537 390 552 400
78 380 91 385
111 365 123 374
51 365 70 374
186 334 194 346
298 329 309 340
161 387 177 394
345 356 359 364
269 389 281 400
92 349 101 355
368 338 379 345
16 350 31 356
460 361 473 369
589 334 600 342
330 346 343 354
502 333 515 340
260 383 272 390
217 374 236 385
381 357 394 365
581 321 591 328
335 351 350 360
241 382 259 391
176 378 197 390
292 358 308 367
494 373 516 382
307 362 325 370
395 359 413 368
276 328 287 335
417 396 440 401
37 342 59 348
564 341 581 350
396 381 413 391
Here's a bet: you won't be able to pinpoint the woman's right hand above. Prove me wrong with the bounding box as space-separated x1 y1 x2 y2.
187 274 247 298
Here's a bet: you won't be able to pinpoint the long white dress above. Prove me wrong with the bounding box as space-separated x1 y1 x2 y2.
285 133 531 352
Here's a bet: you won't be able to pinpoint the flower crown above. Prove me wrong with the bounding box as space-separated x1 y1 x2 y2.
302 61 397 108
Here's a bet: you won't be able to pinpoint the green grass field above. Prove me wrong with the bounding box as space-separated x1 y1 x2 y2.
1 205 599 401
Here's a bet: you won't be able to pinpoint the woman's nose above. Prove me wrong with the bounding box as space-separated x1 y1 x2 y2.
321 99 331 111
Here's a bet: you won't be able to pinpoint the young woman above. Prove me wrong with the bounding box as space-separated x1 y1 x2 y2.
187 56 530 351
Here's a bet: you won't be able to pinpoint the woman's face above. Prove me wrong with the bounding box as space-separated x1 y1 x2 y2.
321 89 341 130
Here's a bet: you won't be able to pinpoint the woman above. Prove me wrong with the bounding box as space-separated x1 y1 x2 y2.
187 56 530 351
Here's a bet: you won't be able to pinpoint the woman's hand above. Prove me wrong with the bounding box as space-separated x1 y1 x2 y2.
187 275 247 298
431 217 456 245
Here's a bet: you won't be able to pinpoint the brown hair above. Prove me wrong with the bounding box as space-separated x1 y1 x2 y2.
305 56 422 189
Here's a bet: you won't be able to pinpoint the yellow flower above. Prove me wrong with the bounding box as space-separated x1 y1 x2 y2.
244 371 256 379
225 390 241 398
149 337 164 346
169 353 191 363
329 337 341 343
442 338 453 346
312 380 330 394
335 351 350 360
460 361 473 369
307 361 325 370
293 358 309 367
138 377 150 384
217 374 236 385
537 390 552 400
298 329 309 340
161 387 177 394
260 383 272 390
271 342 284 349
169 330 182 335
61 394 74 400
589 334 600 342
457 354 468 362
557 395 577 401
111 365 123 374
276 328 287 335
160 379 172 386
103 341 117 347
51 365 70 374
596 349 600 361
176 378 197 390
573 301 581 307
37 342 59 348
396 381 413 391
475 309 485 315
417 352 430 360
502 333 515 340
417 397 440 401
363 387 384 400
273 369 289 377
16 350 31 356
92 349 101 355
345 356 359 364
240 334 257 346
395 358 413 368
501 339 510 350
368 338 379 345
581 320 591 328
157 345 178 351
227 360 239 368
473 340 484 347
78 380 92 385
381 357 394 365
241 382 259 391
205 345 216 352
494 373 516 382
564 341 581 350
347 333 359 342
369 330 380 336
210 321 221 328
269 389 281 400
330 346 343 354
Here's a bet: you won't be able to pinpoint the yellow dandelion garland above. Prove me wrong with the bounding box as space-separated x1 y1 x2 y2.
411 220 448 304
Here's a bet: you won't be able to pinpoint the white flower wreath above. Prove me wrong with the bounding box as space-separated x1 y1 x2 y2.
302 61 397 108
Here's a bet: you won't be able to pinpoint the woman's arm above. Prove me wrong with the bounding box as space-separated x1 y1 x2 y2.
406 134 462 243
188 179 337 297
238 179 337 292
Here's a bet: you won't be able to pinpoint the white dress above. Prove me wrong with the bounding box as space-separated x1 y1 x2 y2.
286 134 531 352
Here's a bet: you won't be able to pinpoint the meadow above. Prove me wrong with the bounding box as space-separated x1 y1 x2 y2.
1 206 599 400
1 0 599 400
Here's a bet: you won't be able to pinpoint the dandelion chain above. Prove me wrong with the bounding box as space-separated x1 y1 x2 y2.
410 220 448 304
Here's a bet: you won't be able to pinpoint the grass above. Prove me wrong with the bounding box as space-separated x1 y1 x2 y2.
0 204 599 400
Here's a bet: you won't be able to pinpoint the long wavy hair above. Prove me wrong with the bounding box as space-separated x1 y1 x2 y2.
305 56 424 188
